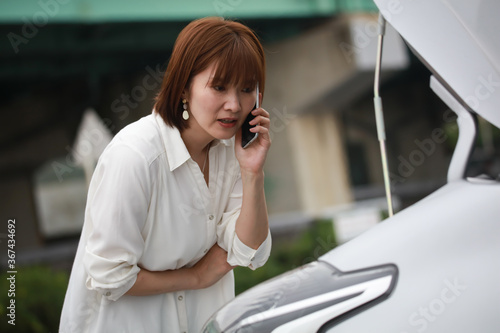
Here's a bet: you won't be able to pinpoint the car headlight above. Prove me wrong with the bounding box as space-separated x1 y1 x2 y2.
202 261 398 333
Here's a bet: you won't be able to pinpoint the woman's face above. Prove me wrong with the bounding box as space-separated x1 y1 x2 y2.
183 62 257 141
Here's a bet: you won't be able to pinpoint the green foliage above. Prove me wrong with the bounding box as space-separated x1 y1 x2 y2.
234 219 337 295
0 266 69 333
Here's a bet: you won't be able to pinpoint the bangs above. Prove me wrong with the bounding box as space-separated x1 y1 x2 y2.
210 36 264 90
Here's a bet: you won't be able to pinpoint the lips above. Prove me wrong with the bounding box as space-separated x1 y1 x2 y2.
217 118 238 128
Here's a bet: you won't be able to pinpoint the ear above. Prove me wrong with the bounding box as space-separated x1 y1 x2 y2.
181 83 191 101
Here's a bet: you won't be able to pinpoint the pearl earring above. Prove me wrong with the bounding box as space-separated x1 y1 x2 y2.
182 99 189 120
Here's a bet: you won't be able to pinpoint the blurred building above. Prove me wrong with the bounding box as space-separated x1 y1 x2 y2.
0 0 454 266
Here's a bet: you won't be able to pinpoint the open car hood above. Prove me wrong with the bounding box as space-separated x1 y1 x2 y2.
373 0 500 128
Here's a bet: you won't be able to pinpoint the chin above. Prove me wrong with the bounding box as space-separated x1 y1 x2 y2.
218 133 236 140
213 129 237 141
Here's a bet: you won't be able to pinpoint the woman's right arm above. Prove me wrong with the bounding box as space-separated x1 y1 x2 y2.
126 244 234 296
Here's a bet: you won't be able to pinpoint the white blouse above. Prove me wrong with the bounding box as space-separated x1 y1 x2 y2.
59 111 272 333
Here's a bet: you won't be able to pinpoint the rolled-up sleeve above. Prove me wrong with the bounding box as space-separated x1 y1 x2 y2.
216 173 272 270
83 143 150 301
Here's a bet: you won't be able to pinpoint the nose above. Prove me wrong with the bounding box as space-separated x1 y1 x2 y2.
224 89 241 113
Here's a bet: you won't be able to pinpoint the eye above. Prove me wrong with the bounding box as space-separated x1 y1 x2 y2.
213 85 225 92
242 87 253 93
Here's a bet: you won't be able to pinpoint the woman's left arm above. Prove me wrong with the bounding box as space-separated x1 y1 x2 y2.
234 106 272 249
236 169 269 249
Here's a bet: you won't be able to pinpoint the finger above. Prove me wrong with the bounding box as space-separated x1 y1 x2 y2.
249 115 270 127
252 107 270 118
254 126 271 146
250 125 270 138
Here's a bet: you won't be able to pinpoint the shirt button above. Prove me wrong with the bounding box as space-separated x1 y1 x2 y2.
178 295 183 301
250 256 255 261
105 291 111 297
208 214 214 220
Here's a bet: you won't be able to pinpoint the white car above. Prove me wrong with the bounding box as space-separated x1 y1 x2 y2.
202 0 500 332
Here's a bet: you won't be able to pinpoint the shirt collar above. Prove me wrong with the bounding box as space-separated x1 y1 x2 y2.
153 111 232 171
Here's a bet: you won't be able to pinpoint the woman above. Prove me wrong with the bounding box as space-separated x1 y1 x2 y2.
60 17 272 333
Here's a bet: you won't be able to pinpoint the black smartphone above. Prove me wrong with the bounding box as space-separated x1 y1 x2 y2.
241 83 259 148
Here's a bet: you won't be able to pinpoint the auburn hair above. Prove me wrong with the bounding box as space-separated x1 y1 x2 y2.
154 17 266 131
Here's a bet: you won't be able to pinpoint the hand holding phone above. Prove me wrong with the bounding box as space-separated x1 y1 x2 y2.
241 83 259 149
